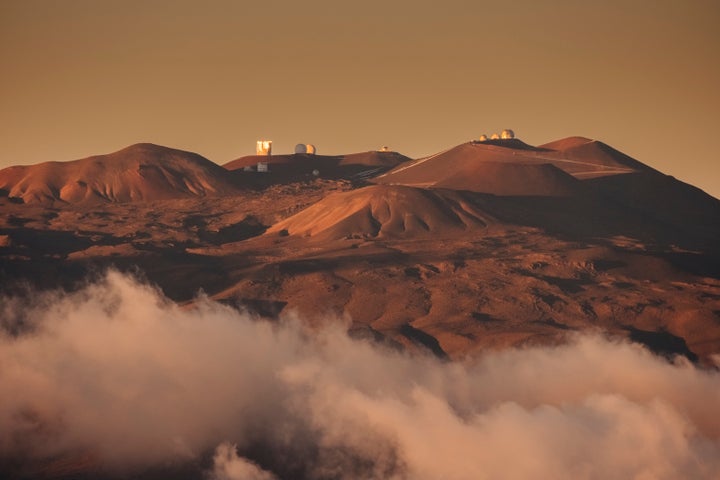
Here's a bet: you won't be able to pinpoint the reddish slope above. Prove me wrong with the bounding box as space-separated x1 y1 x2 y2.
375 136 664 196
438 162 583 196
0 144 239 205
539 137 656 177
338 151 411 167
267 185 494 241
538 136 595 151
375 142 583 196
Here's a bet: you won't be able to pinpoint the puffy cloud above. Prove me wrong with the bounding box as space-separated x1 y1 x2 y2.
0 271 719 479
209 443 277 480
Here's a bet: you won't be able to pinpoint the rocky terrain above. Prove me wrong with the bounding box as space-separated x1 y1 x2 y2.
1 136 719 479
1 137 718 363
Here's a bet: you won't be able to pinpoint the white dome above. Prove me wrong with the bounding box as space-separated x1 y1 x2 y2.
294 144 317 155
501 129 515 139
490 133 500 140
478 134 488 142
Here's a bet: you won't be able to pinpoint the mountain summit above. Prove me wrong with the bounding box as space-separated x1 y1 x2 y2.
0 143 239 205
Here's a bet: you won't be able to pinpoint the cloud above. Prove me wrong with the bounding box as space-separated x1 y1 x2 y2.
209 443 277 480
0 270 719 479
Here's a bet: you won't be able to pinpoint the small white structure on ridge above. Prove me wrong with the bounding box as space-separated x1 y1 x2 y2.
490 133 500 140
478 134 488 142
256 140 272 156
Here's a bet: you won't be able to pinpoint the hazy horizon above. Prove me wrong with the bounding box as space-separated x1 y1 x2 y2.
1 0 718 198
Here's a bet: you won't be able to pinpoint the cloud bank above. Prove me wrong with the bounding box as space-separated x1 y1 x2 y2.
1 271 719 479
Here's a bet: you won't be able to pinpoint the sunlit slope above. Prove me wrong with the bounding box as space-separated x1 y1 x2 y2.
0 143 239 205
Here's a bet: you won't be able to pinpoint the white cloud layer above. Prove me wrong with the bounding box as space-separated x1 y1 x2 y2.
0 270 719 479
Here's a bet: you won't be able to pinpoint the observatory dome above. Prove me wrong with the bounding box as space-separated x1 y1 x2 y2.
294 144 317 155
490 133 500 140
478 134 488 142
501 129 515 139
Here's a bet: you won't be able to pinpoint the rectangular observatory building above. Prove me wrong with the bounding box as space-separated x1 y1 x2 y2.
256 140 272 156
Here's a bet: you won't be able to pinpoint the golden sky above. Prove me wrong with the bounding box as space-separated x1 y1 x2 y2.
1 0 719 198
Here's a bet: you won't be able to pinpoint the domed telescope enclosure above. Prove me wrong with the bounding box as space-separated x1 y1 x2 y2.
490 133 500 140
478 134 488 142
501 129 515 139
294 144 317 155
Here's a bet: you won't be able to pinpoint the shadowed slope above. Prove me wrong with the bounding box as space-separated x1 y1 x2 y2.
223 153 342 171
338 151 411 167
0 144 239 205
584 172 720 249
224 151 410 185
224 151 409 171
267 185 494 240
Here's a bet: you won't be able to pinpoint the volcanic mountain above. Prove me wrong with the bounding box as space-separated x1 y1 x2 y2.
0 143 239 205
372 137 720 246
2 134 720 479
267 185 494 241
374 136 655 194
0 135 718 359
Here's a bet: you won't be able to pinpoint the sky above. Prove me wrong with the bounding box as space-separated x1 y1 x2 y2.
1 0 719 198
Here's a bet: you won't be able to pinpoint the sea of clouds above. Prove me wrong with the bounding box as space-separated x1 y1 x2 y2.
1 270 719 479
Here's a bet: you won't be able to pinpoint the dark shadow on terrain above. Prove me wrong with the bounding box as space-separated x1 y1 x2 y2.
277 250 410 275
531 288 567 307
0 249 236 303
471 312 503 323
591 259 627 271
516 269 592 294
218 298 288 319
0 189 25 204
584 173 720 235
348 324 405 351
399 324 448 359
626 327 699 363
229 160 397 190
196 217 267 245
7 215 32 227
278 258 340 274
533 318 573 330
471 191 720 278
655 251 720 279
471 138 551 151
0 227 122 257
